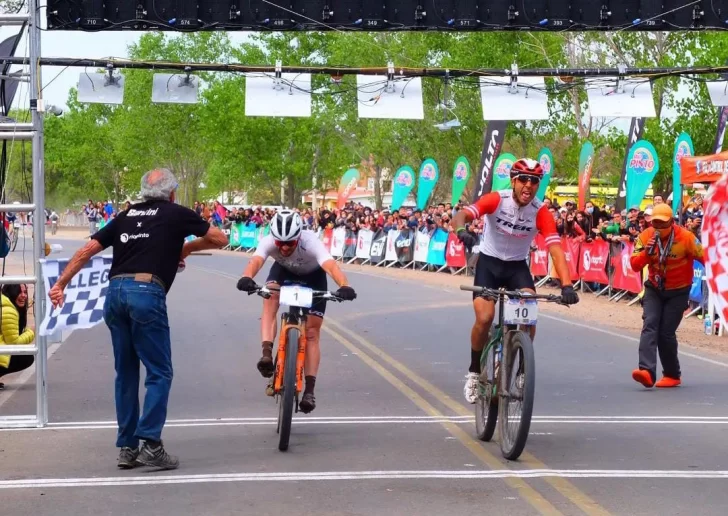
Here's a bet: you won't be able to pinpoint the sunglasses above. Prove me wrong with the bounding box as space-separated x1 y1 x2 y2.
513 174 541 185
274 240 298 248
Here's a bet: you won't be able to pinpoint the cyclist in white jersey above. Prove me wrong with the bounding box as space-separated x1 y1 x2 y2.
451 158 579 403
236 210 356 413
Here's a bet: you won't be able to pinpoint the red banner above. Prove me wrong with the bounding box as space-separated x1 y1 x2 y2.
530 234 549 276
322 229 333 251
612 242 643 293
680 150 728 185
561 236 580 282
579 240 610 284
446 233 467 267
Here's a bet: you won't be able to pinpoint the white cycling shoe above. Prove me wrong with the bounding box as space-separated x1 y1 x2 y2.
463 372 479 404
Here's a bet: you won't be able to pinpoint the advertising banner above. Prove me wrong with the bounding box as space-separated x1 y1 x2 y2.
529 234 549 277
414 230 431 263
536 147 554 201
369 230 387 264
384 229 399 262
580 240 610 284
356 229 374 259
612 242 643 294
446 233 467 267
337 168 360 209
331 227 346 258
451 156 471 205
426 229 448 266
616 117 646 211
492 152 516 192
578 141 595 210
473 120 507 201
417 158 440 210
672 133 694 212
343 229 357 258
395 228 414 264
239 223 257 249
626 140 660 209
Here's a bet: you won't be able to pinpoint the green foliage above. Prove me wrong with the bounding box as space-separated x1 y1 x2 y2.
8 30 724 209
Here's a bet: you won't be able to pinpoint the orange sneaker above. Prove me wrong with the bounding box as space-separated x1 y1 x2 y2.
632 369 654 388
655 376 681 388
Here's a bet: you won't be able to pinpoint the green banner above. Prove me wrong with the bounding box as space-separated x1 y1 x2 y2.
626 140 660 210
536 148 554 201
230 221 242 247
416 158 440 210
391 165 415 210
672 133 693 213
337 168 360 209
492 153 516 192
451 156 471 205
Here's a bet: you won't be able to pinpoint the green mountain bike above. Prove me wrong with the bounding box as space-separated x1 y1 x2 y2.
460 285 565 461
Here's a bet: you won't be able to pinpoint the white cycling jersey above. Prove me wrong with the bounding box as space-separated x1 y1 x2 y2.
254 230 333 275
464 190 560 261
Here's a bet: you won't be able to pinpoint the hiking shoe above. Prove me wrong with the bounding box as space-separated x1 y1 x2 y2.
464 372 479 404
299 392 316 414
632 369 655 388
117 446 139 469
135 441 179 470
655 376 681 388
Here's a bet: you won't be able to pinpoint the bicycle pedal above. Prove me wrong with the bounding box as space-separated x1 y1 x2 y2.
265 379 275 397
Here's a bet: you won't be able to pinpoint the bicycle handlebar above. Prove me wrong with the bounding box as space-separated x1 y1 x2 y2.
247 284 347 302
460 285 565 304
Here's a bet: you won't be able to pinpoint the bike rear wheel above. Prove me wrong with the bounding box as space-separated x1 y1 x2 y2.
277 328 300 452
475 331 499 441
498 330 535 461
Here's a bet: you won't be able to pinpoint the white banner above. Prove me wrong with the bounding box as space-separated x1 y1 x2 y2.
39 255 113 336
385 230 399 262
356 229 374 259
414 231 430 263
331 227 346 258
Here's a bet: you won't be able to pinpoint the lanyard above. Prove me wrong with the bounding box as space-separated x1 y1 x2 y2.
653 228 675 289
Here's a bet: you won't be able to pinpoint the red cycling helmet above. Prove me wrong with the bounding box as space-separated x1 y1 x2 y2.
510 158 544 178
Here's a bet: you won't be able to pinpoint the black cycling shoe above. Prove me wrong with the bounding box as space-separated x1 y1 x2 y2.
257 356 274 378
299 392 316 414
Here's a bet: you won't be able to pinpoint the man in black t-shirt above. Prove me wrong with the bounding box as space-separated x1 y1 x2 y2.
48 168 227 471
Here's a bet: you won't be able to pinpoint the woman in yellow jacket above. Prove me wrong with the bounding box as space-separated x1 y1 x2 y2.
0 284 35 390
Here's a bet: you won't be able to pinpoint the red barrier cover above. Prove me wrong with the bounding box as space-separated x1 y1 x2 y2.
612 242 643 293
562 236 580 282
530 234 548 276
322 228 333 251
580 240 610 284
446 233 467 267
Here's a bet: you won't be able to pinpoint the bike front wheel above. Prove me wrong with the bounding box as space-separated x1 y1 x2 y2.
277 328 300 452
498 330 535 461
475 331 499 441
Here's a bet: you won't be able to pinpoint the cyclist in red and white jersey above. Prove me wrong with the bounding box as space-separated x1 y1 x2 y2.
451 158 579 403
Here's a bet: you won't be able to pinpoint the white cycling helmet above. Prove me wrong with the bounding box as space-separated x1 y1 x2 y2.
269 209 303 242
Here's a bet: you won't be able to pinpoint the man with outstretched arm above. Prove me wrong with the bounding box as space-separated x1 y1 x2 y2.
236 210 356 414
451 158 579 404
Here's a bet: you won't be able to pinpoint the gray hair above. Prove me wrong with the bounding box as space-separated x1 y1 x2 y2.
140 168 178 201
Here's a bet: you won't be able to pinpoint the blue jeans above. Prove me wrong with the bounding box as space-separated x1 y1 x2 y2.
103 278 172 448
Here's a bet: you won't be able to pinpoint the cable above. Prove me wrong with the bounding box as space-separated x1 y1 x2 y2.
615 0 700 32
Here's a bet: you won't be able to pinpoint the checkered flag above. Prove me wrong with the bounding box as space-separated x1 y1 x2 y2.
39 255 113 336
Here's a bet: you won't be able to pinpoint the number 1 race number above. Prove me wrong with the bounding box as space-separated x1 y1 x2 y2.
279 285 313 309
504 299 539 326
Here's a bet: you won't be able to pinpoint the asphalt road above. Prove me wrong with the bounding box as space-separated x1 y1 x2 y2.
2 237 728 515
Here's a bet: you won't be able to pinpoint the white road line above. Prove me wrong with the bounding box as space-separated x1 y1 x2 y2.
540 313 728 368
3 469 728 489
4 414 728 432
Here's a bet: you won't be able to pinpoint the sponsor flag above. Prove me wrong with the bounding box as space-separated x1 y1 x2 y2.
451 156 471 205
535 148 554 201
672 133 694 213
473 121 507 201
416 158 440 210
391 166 416 210
616 117 646 211
337 168 360 209
626 140 660 210
491 153 517 192
578 141 595 210
679 150 728 185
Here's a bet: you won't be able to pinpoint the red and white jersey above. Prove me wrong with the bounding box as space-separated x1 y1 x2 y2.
464 190 560 261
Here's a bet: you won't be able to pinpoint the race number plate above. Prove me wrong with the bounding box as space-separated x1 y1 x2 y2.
279 285 313 309
503 299 539 326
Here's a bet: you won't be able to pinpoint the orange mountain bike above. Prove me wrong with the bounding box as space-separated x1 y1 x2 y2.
247 283 348 451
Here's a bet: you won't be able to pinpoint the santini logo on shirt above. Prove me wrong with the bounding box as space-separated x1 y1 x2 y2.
120 233 150 243
127 208 159 217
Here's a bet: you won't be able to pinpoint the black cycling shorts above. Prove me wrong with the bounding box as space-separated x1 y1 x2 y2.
266 262 328 318
472 252 535 300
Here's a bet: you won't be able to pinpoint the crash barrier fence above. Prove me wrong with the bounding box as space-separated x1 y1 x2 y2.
198 222 724 336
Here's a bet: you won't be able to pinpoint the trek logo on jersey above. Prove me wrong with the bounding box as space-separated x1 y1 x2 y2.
496 217 533 232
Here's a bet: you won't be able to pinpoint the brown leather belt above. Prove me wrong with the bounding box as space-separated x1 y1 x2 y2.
110 273 166 290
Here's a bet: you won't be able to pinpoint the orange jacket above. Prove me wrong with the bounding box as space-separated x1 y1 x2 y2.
630 225 704 290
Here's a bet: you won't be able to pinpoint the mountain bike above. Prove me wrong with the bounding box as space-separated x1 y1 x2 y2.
460 285 565 460
246 283 348 452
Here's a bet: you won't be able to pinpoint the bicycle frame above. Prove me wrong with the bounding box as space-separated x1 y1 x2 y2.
273 306 308 396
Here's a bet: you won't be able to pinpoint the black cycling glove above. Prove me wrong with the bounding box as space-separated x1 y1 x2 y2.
560 285 579 305
336 286 357 301
236 276 257 293
456 228 477 248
